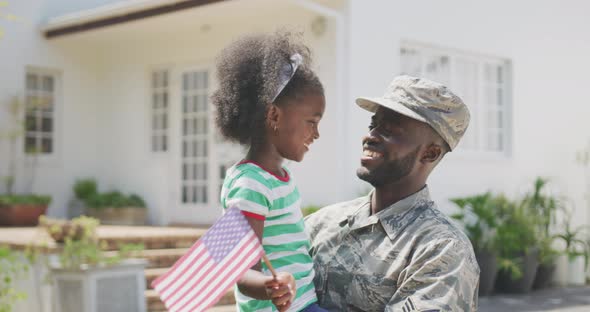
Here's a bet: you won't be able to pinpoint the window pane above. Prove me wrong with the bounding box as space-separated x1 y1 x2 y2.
153 94 159 109
182 186 188 203
201 185 207 203
196 163 207 180
183 74 190 91
162 114 167 130
202 72 208 89
497 65 503 84
183 96 189 113
42 76 54 92
192 186 198 203
192 95 199 112
41 138 52 153
198 94 208 112
162 71 168 87
162 93 168 108
25 137 36 153
162 135 167 151
26 115 37 132
42 96 53 112
26 74 38 90
41 117 52 132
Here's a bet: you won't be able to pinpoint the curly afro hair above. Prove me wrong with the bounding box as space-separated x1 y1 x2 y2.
212 30 324 146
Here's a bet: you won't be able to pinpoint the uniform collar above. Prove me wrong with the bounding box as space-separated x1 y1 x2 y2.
339 186 433 241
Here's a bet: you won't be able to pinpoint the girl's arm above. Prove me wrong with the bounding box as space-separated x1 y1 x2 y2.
237 216 296 311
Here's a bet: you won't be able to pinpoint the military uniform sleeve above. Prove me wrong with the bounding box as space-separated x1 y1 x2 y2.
385 239 480 312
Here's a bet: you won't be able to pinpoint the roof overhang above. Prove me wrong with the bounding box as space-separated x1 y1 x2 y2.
42 0 227 39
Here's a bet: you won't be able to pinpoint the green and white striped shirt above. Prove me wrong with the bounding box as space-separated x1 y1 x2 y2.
220 161 317 312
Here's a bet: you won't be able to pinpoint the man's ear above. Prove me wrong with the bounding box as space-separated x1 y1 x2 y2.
421 144 443 164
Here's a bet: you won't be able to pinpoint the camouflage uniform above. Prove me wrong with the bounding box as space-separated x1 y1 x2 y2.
305 187 480 312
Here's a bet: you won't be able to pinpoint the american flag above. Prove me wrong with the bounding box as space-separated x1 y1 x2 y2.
151 207 264 312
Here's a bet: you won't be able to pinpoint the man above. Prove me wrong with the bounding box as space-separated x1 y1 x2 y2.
305 75 480 311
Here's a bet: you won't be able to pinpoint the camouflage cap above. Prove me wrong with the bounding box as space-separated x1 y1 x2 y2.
356 75 470 151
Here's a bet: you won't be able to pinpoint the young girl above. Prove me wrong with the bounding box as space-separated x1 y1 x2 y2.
212 31 326 312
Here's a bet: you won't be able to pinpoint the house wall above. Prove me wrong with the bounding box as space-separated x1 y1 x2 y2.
0 1 101 217
46 1 341 225
345 0 590 226
4 0 589 227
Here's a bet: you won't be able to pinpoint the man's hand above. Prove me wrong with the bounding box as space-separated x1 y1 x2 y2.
265 272 296 312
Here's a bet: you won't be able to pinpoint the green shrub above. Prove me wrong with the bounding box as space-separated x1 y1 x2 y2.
0 194 51 206
0 246 29 312
73 179 97 201
302 205 321 217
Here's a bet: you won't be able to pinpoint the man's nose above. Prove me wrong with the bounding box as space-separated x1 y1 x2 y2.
363 128 381 146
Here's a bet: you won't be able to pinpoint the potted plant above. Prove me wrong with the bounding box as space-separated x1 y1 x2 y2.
521 178 561 289
553 210 589 286
494 195 541 293
67 179 97 219
0 194 51 226
0 97 51 226
47 216 147 312
73 179 148 225
450 192 499 296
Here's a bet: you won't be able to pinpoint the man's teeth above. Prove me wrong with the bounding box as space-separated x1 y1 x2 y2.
363 150 382 158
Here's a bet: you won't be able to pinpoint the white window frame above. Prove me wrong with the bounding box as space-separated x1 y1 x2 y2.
149 68 170 153
400 41 512 159
22 66 62 165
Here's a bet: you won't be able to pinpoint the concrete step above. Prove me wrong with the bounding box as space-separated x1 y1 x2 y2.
146 288 236 311
96 225 204 250
105 248 188 268
145 267 168 289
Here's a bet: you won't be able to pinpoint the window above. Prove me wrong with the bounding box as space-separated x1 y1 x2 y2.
180 70 209 204
24 70 58 155
400 43 511 154
151 69 169 152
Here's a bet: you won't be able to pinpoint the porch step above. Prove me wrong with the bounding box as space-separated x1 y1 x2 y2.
96 225 205 250
145 267 168 288
146 288 236 311
105 248 188 268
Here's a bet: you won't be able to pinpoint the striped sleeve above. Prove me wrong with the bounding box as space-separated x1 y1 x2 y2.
225 172 272 219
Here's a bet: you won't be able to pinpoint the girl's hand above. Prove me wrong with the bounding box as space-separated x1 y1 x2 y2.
265 272 296 312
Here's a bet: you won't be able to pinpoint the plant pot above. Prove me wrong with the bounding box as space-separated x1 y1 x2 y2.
67 198 85 219
0 204 47 226
85 207 147 226
553 254 568 287
495 249 539 293
51 259 147 312
567 255 586 286
475 249 497 296
533 262 555 289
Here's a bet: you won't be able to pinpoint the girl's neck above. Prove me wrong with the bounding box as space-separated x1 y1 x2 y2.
245 144 285 178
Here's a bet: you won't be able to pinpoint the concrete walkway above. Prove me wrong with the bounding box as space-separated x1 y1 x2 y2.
479 287 590 311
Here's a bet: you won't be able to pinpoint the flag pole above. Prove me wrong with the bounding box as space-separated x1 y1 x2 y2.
261 253 277 279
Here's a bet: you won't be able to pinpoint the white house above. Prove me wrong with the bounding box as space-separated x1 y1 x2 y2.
1 0 589 227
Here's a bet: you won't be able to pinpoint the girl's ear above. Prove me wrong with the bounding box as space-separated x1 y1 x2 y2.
266 104 281 129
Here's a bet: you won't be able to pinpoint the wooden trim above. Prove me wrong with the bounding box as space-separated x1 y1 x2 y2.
45 0 226 38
